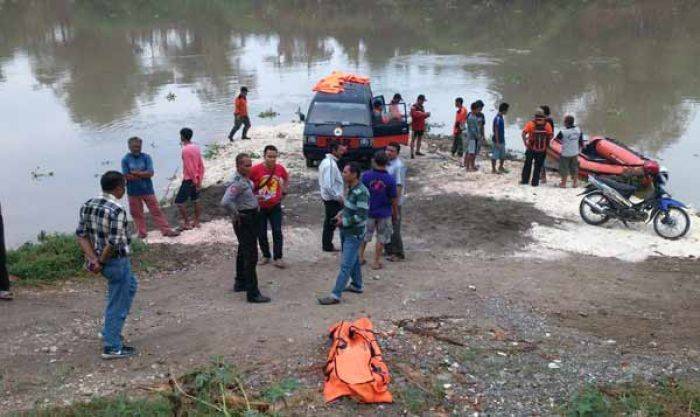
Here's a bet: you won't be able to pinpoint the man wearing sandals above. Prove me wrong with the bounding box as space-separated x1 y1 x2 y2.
359 151 398 270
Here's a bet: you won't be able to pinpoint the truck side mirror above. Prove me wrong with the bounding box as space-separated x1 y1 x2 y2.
299 112 306 122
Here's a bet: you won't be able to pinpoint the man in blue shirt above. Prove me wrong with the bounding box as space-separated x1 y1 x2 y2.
491 102 510 174
121 137 179 239
359 151 398 270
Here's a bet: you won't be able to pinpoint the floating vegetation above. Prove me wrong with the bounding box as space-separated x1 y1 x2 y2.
30 166 54 180
258 108 279 118
166 92 176 101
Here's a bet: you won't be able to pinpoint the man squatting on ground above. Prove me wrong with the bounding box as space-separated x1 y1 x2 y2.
76 171 138 359
220 153 271 304
318 162 370 305
175 128 205 230
121 136 179 239
250 145 290 268
318 141 347 252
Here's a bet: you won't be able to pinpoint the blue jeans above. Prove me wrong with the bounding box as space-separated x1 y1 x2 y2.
101 258 138 350
331 232 363 299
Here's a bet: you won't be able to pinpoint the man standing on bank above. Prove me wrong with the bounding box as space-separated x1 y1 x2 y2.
318 162 369 306
228 86 252 141
520 108 553 187
385 142 407 262
318 141 347 252
409 94 430 159
76 171 138 359
121 137 179 239
220 153 271 303
175 128 205 230
250 145 289 268
0 203 14 301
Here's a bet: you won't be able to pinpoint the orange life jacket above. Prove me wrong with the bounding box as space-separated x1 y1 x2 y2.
528 118 549 152
323 317 393 404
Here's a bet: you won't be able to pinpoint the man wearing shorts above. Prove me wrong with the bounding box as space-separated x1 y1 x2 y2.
409 94 430 159
463 102 482 172
359 151 398 270
555 115 584 188
491 102 510 174
175 128 204 230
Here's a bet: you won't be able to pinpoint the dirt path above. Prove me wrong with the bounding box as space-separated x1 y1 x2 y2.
1 149 699 415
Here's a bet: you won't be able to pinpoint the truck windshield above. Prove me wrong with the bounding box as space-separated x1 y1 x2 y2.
307 102 370 126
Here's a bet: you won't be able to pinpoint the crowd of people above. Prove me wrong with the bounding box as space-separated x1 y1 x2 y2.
0 85 588 360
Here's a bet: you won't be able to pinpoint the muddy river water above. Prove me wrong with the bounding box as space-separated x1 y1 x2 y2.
1 1 699 247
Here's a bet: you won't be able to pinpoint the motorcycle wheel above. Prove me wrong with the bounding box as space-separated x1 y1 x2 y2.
579 191 611 226
653 207 690 240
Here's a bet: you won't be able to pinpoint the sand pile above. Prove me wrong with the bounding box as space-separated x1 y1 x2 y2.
429 155 700 262
153 124 699 262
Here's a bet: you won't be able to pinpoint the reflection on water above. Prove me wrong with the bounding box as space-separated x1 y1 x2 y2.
1 0 699 246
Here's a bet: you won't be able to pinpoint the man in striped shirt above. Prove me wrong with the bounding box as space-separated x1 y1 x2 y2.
76 171 138 359
318 162 369 305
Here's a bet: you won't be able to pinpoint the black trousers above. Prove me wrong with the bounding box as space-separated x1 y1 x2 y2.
0 207 9 291
228 115 251 139
233 210 260 299
322 200 343 251
521 149 547 186
258 204 283 260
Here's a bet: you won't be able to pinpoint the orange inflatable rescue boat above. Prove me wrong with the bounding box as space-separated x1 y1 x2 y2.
547 136 649 178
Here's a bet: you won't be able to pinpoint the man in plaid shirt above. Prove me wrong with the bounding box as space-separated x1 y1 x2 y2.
76 171 138 359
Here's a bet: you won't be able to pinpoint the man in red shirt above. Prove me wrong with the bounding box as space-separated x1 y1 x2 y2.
520 108 553 187
409 94 430 159
452 97 467 158
250 145 290 268
228 86 251 141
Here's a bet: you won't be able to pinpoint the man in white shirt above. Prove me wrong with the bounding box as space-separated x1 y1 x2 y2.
385 142 407 261
318 141 347 251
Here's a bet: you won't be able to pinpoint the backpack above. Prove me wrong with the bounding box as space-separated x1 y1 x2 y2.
323 317 393 404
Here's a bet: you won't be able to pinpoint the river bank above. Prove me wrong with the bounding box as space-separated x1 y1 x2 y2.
2 123 699 415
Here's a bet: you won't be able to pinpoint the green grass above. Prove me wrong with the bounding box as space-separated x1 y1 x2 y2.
11 395 172 417
562 379 700 417
7 232 147 286
11 358 297 417
203 143 227 160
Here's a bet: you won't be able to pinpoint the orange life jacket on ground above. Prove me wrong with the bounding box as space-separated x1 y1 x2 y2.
323 317 393 404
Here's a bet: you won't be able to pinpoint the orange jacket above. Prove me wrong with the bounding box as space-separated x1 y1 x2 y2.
454 106 467 135
234 95 248 117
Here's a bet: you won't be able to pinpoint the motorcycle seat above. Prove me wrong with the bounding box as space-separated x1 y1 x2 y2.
598 176 637 199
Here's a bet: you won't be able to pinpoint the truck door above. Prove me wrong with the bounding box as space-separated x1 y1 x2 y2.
371 96 409 146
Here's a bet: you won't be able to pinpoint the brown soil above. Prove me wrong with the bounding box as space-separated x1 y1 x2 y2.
1 151 699 415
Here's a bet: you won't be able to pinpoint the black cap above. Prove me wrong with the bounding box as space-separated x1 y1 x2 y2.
417 94 426 101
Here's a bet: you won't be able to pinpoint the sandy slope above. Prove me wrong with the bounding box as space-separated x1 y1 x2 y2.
152 122 700 262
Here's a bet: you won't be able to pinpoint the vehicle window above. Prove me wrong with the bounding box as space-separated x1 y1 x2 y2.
307 102 370 126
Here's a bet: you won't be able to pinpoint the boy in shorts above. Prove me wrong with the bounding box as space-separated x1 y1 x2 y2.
359 151 398 270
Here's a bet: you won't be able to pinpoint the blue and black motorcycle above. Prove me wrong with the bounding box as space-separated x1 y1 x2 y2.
579 171 691 240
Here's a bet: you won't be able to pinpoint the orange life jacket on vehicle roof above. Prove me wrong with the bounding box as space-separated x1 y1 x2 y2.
323 317 393 404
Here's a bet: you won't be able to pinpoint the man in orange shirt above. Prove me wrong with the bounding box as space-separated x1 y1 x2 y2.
228 86 251 141
451 97 467 158
409 94 430 159
520 108 553 187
